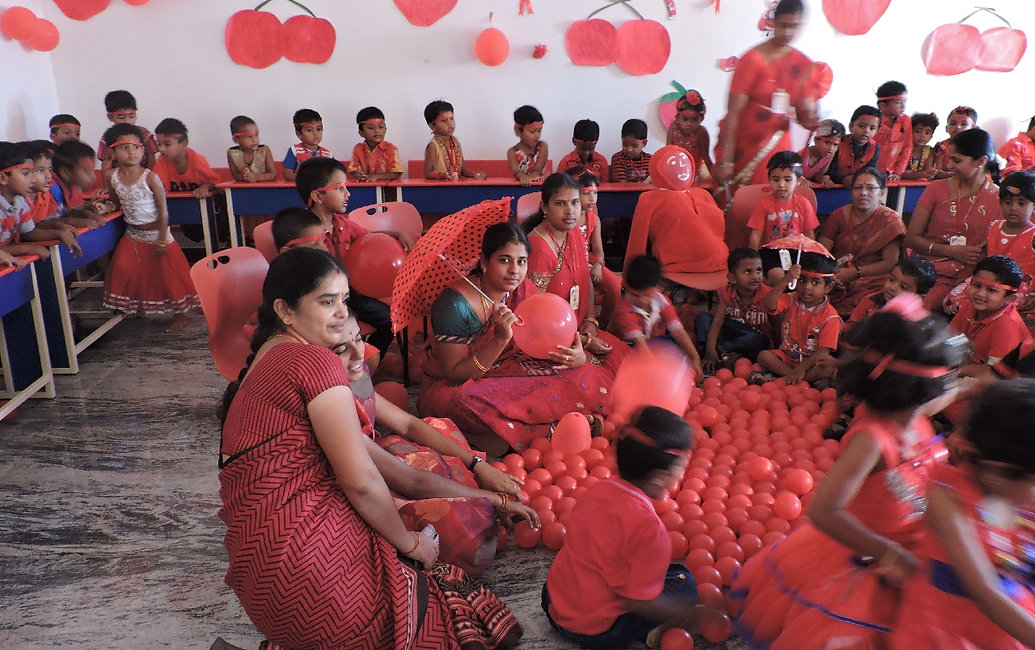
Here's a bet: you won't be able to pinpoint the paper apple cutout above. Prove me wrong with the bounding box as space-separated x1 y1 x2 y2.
393 0 457 27
821 0 891 35
615 19 670 75
282 15 336 64
1 7 38 41
52 0 111 21
976 26 1026 72
921 23 981 75
29 19 59 51
475 26 509 66
225 9 284 69
658 80 690 129
565 19 617 66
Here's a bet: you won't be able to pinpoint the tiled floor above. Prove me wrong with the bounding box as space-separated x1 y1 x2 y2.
0 309 739 649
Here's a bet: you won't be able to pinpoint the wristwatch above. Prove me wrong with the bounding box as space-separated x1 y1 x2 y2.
467 455 482 472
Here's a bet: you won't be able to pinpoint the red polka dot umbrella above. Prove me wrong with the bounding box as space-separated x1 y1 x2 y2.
391 197 513 333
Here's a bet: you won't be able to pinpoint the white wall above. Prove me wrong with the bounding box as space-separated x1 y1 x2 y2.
3 0 1033 166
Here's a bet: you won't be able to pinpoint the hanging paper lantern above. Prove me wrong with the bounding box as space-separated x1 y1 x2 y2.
475 27 509 66
29 19 59 51
1 7 39 41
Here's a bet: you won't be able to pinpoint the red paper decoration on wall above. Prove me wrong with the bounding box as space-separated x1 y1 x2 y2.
393 0 457 27
921 8 1026 75
565 2 670 76
475 26 510 66
1 6 61 52
53 0 110 21
224 0 337 69
821 0 891 35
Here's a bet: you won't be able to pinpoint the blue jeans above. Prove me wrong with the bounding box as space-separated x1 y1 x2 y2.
694 313 769 362
541 564 697 649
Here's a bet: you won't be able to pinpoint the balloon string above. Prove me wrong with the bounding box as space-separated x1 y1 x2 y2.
436 254 523 325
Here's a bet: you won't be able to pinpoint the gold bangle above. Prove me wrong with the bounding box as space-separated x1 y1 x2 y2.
471 354 489 373
928 241 935 254
495 492 509 514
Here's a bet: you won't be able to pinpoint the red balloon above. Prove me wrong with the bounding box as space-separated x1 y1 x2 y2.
660 627 694 650
345 233 406 300
649 145 695 190
700 609 733 643
783 468 815 496
374 381 408 411
513 520 541 548
714 556 742 586
696 582 725 609
475 26 509 66
553 412 592 455
1 7 38 41
610 344 696 428
774 491 803 520
747 456 774 482
511 293 577 359
669 531 689 560
27 18 59 51
541 521 567 550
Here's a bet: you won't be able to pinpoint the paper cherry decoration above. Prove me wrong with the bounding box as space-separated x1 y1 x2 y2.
475 26 510 66
53 0 110 21
225 0 337 69
393 0 457 27
565 1 671 75
29 19 59 51
821 0 891 36
922 8 1026 75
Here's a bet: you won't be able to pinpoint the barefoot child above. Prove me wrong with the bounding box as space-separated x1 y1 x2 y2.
542 406 699 648
101 124 199 332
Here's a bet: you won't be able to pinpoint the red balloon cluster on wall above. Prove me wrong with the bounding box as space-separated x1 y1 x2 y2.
225 4 336 69
1 7 59 51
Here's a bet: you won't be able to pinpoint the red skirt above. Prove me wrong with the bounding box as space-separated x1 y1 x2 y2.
102 237 199 315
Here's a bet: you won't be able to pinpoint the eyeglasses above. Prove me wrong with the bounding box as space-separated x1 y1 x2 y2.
852 185 882 193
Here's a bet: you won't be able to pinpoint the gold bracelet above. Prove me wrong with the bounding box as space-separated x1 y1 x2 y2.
471 354 489 373
495 492 509 514
928 241 935 254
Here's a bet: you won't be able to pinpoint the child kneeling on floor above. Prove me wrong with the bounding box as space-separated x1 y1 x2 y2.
542 406 698 649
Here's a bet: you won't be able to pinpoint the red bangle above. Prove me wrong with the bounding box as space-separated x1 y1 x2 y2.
402 531 420 555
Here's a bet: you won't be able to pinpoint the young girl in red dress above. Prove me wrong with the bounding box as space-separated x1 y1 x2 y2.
731 293 966 648
665 88 714 187
542 406 699 648
574 169 620 327
891 379 1035 648
101 123 198 332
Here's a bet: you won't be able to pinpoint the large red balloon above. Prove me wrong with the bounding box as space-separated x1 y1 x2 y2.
610 344 696 428
650 145 695 190
475 27 509 66
1 7 38 41
345 233 406 300
552 412 592 455
28 19 59 51
511 293 577 359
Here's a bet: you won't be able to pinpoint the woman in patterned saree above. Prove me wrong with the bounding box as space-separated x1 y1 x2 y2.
420 218 626 457
713 0 821 193
218 247 536 649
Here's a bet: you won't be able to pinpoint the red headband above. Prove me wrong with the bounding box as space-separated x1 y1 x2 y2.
359 118 385 126
857 347 953 380
799 270 835 278
233 130 259 137
433 112 454 124
621 424 691 457
0 163 33 174
971 277 1017 292
516 121 543 130
284 232 328 248
816 136 840 144
877 93 907 102
158 133 185 139
297 121 322 127
307 180 347 207
111 141 144 149
110 110 136 118
573 138 598 145
50 122 80 130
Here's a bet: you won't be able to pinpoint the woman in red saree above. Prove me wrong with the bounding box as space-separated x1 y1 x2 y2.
420 221 625 456
905 128 1003 311
219 247 535 649
819 167 907 317
713 0 821 193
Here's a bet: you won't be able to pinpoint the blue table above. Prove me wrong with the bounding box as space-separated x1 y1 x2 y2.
0 258 55 418
36 213 126 374
167 192 218 256
219 182 380 247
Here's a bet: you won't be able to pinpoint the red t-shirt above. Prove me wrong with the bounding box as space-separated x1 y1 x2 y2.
747 194 819 246
846 291 883 330
717 282 782 341
558 150 609 181
546 479 671 635
610 291 682 342
152 148 220 193
609 151 651 183
775 295 842 362
324 212 367 263
950 301 1031 366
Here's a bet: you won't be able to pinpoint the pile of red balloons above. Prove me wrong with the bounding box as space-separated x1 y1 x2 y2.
492 364 842 645
1 7 59 51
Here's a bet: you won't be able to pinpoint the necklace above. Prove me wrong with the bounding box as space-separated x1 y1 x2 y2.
536 223 568 258
475 278 494 322
950 176 987 221
275 329 308 345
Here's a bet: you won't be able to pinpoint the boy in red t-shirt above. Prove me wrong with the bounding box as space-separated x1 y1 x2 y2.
543 406 699 648
950 255 1032 374
347 106 403 183
700 248 784 370
759 254 843 385
610 255 703 378
747 151 819 284
846 255 937 332
558 119 609 181
153 118 220 198
609 119 651 183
